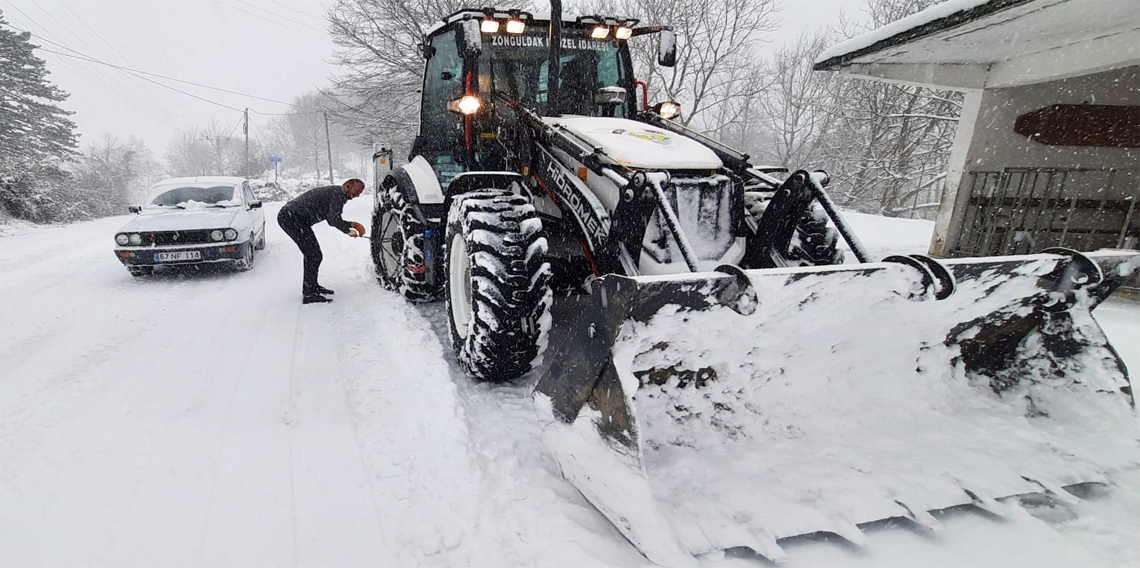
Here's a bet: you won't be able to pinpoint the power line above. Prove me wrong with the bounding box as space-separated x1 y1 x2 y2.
226 113 246 139
5 10 332 126
264 0 327 25
37 47 247 112
3 3 183 130
251 108 325 116
8 22 299 107
232 0 319 30
213 0 326 40
53 0 193 125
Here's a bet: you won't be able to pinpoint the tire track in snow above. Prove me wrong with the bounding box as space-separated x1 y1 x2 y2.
413 303 646 567
318 249 483 565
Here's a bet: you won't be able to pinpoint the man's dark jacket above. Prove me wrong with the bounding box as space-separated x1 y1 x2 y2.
281 185 352 233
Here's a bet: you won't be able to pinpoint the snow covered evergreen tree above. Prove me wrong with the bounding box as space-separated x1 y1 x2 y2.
0 10 79 221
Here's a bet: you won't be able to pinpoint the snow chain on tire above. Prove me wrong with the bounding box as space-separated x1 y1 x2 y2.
371 185 440 302
788 203 844 266
747 195 845 267
445 190 553 382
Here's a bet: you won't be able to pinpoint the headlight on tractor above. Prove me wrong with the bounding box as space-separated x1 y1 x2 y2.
210 230 224 241
615 26 633 40
480 19 499 33
591 25 610 39
128 233 143 245
653 101 682 119
115 233 130 246
505 18 525 34
447 95 482 115
224 228 238 241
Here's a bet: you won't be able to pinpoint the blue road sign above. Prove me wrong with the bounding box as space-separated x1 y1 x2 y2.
269 156 283 163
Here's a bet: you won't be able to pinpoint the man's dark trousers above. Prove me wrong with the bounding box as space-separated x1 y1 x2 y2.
278 207 322 294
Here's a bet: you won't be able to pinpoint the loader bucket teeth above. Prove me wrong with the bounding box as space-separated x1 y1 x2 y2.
534 250 1139 566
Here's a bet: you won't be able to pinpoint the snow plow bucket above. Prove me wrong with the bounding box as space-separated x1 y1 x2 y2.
533 249 1140 567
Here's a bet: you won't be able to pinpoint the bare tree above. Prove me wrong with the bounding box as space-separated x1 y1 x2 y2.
325 0 478 156
813 0 963 217
752 30 836 169
609 0 780 132
74 134 159 215
164 118 249 177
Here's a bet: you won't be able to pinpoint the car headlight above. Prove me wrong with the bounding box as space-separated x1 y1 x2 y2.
115 233 129 245
128 233 143 245
210 230 224 241
224 228 238 241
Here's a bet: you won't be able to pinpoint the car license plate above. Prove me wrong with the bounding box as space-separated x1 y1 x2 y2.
155 251 201 262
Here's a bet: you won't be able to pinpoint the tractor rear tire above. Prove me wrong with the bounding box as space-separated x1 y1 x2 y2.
445 190 552 382
372 186 440 302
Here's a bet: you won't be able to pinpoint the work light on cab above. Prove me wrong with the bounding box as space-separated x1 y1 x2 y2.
590 25 609 39
480 19 499 33
505 18 525 33
448 95 482 115
615 26 633 40
653 100 682 119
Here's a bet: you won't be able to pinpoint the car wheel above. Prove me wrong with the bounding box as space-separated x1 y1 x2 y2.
235 242 255 271
255 223 266 250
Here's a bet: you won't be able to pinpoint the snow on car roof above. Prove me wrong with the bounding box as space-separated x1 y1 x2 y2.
151 176 246 189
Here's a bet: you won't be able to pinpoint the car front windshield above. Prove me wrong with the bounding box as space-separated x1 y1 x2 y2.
481 27 628 117
149 185 239 207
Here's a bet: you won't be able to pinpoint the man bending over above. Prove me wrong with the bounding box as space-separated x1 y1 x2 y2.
277 178 366 304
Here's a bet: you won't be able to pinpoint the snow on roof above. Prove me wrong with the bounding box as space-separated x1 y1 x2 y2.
814 0 1026 68
425 10 627 36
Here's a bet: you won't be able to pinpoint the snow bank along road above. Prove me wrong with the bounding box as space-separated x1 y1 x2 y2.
1 200 1137 567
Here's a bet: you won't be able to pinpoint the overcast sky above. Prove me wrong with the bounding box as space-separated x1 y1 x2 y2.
2 0 863 157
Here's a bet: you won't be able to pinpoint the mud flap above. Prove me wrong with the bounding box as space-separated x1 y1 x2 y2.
534 250 1139 566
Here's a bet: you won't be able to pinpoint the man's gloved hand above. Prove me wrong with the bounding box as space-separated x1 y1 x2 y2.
349 221 366 238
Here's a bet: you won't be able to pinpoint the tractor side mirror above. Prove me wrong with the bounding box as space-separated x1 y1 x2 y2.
128 205 141 214
658 29 677 67
456 19 483 59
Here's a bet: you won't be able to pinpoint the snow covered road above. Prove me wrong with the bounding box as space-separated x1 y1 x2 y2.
1 201 1137 567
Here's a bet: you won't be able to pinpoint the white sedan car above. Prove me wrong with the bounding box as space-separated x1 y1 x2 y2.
113 176 266 276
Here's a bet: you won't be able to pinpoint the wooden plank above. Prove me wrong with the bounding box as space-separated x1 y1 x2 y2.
1014 105 1140 148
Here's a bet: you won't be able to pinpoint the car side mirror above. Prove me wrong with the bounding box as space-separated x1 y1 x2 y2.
658 29 677 67
455 19 483 59
249 200 262 209
128 205 141 214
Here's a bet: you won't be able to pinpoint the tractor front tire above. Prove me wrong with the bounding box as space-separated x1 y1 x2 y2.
372 186 439 302
445 190 552 382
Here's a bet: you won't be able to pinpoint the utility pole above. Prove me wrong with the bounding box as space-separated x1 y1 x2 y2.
324 109 334 184
243 108 250 178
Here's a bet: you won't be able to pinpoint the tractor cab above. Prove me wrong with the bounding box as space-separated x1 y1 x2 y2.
413 9 670 186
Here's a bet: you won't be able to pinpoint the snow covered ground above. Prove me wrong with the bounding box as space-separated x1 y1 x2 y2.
1 200 1137 567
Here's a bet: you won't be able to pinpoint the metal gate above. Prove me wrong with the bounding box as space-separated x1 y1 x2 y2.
952 167 1138 257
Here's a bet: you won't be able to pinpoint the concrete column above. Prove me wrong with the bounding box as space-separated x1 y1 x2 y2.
929 89 986 257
